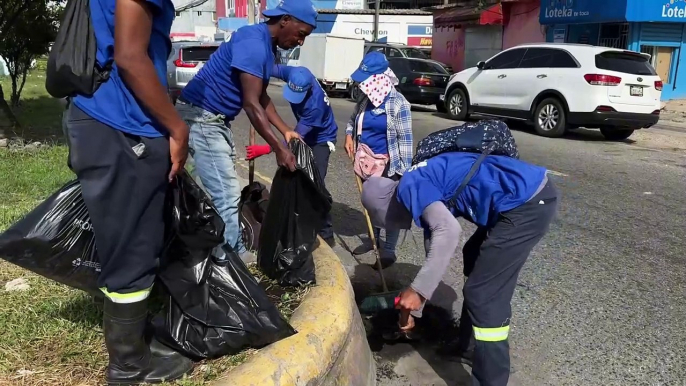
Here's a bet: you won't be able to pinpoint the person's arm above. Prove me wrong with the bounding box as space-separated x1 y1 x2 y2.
271 64 289 82
260 91 293 137
114 0 188 179
393 95 414 173
231 37 295 170
411 202 462 300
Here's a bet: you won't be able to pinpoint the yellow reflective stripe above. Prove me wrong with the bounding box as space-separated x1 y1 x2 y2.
99 287 152 304
473 326 510 342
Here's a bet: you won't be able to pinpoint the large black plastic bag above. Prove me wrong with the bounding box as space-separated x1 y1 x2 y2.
257 140 332 287
0 180 101 296
153 173 296 360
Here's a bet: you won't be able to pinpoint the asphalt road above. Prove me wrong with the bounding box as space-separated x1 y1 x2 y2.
230 86 686 386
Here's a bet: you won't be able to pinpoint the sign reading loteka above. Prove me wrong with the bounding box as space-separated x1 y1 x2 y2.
662 0 686 18
543 0 589 19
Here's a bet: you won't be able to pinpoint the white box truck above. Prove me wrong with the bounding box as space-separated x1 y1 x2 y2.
298 34 365 97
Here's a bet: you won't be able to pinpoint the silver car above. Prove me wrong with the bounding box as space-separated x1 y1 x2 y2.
167 41 220 103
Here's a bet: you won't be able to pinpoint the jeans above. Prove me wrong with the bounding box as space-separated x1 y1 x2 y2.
310 141 335 239
374 227 400 254
176 101 246 255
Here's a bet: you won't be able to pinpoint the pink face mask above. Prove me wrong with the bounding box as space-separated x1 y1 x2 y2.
359 68 400 108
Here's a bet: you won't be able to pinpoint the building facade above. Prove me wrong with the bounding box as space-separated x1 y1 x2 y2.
171 0 217 41
539 0 686 100
502 0 545 49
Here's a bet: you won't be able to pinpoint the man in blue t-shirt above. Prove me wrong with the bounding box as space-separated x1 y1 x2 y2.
176 0 317 263
361 152 559 386
65 0 193 383
245 65 338 246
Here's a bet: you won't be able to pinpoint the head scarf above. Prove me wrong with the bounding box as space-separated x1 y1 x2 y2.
361 177 412 230
358 68 400 108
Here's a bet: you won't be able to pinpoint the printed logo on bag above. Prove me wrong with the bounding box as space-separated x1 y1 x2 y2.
72 219 93 232
72 258 101 272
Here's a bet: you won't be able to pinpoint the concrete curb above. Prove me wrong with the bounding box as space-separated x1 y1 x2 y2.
210 239 376 386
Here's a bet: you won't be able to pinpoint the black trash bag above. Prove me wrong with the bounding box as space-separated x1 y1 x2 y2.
0 180 101 296
152 173 296 360
257 140 332 287
46 0 111 98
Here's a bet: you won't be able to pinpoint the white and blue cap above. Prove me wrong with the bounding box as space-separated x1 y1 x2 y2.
351 51 389 83
262 0 318 29
283 67 312 104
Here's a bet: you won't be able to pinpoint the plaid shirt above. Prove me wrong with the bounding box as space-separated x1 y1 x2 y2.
346 88 413 177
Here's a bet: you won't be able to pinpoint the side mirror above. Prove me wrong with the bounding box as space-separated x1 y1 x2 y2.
477 61 486 70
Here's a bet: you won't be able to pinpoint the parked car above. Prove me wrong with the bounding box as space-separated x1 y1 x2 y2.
384 57 450 109
365 42 453 73
167 41 220 103
441 43 662 140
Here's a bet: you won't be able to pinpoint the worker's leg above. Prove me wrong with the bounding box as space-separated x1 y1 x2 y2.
177 102 251 262
310 141 335 244
464 181 558 386
67 105 192 383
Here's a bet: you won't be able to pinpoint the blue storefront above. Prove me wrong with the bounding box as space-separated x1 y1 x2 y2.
540 0 686 100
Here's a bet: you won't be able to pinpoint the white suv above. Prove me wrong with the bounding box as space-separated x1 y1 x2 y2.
440 43 662 140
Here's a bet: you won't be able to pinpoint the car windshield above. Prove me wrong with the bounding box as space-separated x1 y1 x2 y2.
181 46 217 62
595 51 657 76
400 48 430 59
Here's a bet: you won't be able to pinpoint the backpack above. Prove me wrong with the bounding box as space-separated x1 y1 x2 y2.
412 119 519 208
239 182 270 252
45 0 111 98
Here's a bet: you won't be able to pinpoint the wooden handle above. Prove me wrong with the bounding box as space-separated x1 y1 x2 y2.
249 125 255 185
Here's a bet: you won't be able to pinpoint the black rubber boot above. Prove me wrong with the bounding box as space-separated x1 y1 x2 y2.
103 298 194 385
438 305 475 366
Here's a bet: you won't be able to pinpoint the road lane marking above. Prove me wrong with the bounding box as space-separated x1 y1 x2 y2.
236 160 274 184
547 170 568 177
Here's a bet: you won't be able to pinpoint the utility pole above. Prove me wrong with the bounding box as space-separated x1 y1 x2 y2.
373 0 380 42
247 0 256 24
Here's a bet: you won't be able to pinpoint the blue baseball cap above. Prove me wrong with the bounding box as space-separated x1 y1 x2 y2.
283 67 312 104
351 52 389 83
262 0 318 29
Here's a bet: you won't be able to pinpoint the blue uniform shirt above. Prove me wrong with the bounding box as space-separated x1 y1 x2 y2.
396 153 548 227
73 0 174 137
361 102 388 154
272 65 338 146
181 23 275 121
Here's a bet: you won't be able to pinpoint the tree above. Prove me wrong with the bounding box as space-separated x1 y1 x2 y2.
0 0 32 128
0 0 60 107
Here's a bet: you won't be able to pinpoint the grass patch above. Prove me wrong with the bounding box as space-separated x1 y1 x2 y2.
0 145 309 385
0 60 65 143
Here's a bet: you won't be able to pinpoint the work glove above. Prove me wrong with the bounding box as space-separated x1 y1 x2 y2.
246 144 272 160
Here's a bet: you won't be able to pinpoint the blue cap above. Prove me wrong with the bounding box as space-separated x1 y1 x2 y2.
351 52 389 83
283 67 312 104
262 0 318 29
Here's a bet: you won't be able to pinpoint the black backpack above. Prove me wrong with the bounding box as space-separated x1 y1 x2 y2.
45 0 110 98
413 119 519 208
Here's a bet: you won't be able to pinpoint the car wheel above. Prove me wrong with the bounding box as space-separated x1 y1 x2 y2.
350 84 360 101
447 88 469 120
600 128 635 141
533 98 566 138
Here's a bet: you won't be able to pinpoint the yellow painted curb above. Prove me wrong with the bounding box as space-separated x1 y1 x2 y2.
210 239 375 386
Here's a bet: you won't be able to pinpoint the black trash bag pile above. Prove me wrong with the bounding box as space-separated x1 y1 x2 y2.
239 181 270 252
153 174 296 360
0 172 296 360
257 140 332 287
0 180 101 296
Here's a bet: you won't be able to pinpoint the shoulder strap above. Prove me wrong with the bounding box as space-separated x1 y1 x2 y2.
447 152 488 209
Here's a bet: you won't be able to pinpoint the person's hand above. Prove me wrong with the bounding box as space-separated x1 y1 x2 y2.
345 134 354 159
275 146 297 172
246 144 272 160
396 288 424 312
284 130 301 144
169 127 189 182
